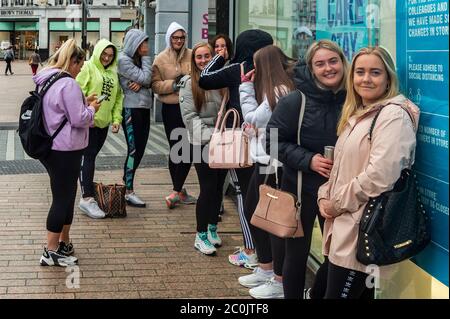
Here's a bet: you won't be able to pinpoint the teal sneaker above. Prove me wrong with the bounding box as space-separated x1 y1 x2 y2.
194 232 217 255
207 224 222 247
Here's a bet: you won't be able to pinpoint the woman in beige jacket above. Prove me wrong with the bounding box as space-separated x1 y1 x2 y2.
152 22 196 209
317 46 420 299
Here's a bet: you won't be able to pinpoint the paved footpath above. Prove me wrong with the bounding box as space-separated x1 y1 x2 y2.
0 168 252 299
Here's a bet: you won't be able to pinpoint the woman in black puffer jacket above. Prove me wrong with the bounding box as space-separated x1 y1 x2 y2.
267 40 348 299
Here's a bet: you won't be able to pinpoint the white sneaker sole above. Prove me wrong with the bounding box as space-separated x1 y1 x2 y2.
194 244 216 256
238 279 268 288
249 291 284 299
79 205 105 219
40 256 78 267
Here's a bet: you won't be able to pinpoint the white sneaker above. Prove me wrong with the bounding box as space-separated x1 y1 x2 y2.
194 232 217 255
79 198 105 219
125 192 146 207
249 277 284 299
238 267 274 288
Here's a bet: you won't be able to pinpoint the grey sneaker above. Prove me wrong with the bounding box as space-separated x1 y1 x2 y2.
125 192 146 207
179 188 197 205
79 198 105 219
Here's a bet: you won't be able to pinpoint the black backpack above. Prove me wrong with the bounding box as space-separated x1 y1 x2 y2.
18 72 71 160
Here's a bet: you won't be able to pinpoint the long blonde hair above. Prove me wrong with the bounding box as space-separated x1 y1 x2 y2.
43 39 85 73
337 46 400 135
305 39 349 92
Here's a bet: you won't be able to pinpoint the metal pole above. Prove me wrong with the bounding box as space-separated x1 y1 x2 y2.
82 0 88 50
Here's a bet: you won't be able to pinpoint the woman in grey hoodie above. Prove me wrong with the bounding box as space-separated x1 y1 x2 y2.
118 29 152 207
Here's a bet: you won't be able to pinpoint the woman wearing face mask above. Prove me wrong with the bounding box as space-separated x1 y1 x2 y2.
152 22 197 209
179 42 226 255
267 40 348 299
317 47 419 299
35 39 101 266
118 29 152 208
75 39 123 220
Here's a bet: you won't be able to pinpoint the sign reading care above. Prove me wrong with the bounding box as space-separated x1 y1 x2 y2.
315 0 376 60
0 10 34 16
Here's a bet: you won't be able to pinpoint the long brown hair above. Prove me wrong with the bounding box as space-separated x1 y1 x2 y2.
210 33 233 60
253 45 296 110
191 42 214 112
337 46 400 135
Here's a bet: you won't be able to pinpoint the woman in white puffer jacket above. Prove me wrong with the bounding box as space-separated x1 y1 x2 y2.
237 45 296 299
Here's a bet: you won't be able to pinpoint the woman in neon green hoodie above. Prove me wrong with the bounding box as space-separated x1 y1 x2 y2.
76 39 124 219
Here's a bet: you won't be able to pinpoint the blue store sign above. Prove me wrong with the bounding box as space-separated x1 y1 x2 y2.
397 0 449 286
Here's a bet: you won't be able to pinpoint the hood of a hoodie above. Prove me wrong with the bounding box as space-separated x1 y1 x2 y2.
123 29 149 58
33 68 62 86
293 59 347 103
91 39 118 70
231 29 273 71
165 22 187 49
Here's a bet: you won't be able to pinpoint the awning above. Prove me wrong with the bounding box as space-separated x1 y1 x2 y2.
49 21 100 32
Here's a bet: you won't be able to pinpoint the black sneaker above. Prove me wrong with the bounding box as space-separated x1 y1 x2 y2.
58 241 75 256
40 247 78 267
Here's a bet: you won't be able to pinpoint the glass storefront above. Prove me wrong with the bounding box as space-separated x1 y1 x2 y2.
48 20 100 56
0 20 38 59
235 0 449 299
110 20 133 50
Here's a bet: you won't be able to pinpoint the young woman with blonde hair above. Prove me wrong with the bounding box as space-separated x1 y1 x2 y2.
35 39 101 266
179 42 226 255
317 46 419 299
267 40 348 299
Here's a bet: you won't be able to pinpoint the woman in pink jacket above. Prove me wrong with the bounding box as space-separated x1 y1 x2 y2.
317 46 420 299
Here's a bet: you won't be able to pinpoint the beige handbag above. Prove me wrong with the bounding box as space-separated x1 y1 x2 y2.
250 91 306 238
208 92 253 169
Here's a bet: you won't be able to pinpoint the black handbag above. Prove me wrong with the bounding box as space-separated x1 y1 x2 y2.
356 106 431 266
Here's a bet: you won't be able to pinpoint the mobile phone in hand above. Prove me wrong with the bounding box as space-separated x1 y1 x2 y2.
97 95 107 103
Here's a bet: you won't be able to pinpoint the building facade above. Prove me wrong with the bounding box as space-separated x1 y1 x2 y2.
0 0 137 60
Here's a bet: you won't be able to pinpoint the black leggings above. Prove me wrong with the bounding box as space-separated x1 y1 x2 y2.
122 108 151 191
244 163 285 276
40 150 83 233
161 103 192 192
283 192 325 299
80 127 108 198
324 261 375 299
5 59 12 74
194 146 228 232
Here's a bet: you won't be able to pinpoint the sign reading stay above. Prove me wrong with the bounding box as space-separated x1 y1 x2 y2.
0 10 34 16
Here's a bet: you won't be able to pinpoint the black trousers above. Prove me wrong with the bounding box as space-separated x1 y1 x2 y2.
40 150 83 233
122 108 151 191
244 163 285 276
5 59 12 74
194 146 228 232
161 103 192 192
229 166 255 249
282 192 325 299
80 127 108 198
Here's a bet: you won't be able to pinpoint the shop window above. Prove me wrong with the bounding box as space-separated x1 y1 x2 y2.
67 0 81 4
14 0 25 6
1 0 9 7
118 0 133 6
54 0 64 5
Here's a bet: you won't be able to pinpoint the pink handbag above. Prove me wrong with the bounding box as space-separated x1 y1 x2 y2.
208 94 253 169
